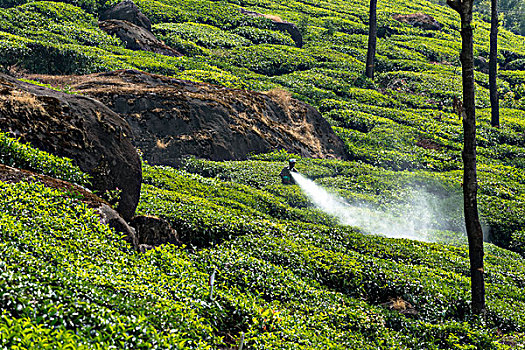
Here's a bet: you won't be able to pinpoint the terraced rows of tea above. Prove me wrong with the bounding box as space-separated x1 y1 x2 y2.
1 0 525 348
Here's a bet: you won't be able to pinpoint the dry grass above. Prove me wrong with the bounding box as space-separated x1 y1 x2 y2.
23 73 83 88
264 88 292 107
156 138 171 149
95 110 103 123
262 14 284 22
0 90 46 114
391 298 407 311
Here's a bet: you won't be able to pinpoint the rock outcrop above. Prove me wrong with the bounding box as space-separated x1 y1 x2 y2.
99 19 182 57
0 73 142 220
273 21 303 48
129 215 180 250
392 13 442 31
100 0 152 31
474 56 489 74
239 8 303 48
37 70 349 166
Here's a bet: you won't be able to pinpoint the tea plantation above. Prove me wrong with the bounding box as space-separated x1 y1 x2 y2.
2 135 525 348
2 0 525 348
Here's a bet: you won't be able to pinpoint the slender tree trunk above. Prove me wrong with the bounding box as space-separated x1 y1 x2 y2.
448 0 486 315
365 0 377 79
490 0 500 127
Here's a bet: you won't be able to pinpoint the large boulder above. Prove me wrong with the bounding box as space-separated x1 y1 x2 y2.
474 56 489 74
129 215 180 248
99 19 181 57
392 13 442 31
0 73 141 220
273 21 303 48
239 8 303 48
100 0 151 31
39 70 349 166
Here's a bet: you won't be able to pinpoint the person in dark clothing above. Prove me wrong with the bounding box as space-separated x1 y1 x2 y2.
280 158 297 184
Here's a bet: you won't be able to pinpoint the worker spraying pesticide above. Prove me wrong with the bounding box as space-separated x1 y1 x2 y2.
280 158 298 185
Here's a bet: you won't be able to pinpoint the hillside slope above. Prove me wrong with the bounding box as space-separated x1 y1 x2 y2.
1 0 525 348
1 0 524 246
1 135 525 348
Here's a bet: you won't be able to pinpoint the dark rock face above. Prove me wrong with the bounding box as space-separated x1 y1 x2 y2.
130 215 180 247
474 56 489 74
97 204 138 247
55 70 348 167
392 13 442 31
100 0 152 31
0 73 142 220
239 8 303 48
0 163 137 243
273 21 303 48
99 19 182 57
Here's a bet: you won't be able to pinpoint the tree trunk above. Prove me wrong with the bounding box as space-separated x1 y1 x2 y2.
489 0 500 127
448 0 486 315
365 0 377 79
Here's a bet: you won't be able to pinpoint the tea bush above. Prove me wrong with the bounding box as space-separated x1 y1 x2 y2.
0 131 89 185
0 181 225 348
133 159 525 347
0 0 105 13
232 26 295 45
2 0 525 346
153 22 251 49
135 0 273 30
225 44 319 76
3 148 525 347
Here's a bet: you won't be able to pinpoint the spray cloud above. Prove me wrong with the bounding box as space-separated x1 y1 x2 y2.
291 172 457 242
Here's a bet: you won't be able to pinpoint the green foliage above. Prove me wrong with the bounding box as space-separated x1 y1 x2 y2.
0 181 224 348
0 36 29 71
160 35 211 56
0 0 104 13
3 151 525 348
153 22 251 49
21 41 108 74
0 0 522 254
0 131 89 185
0 1 121 73
510 230 525 254
0 313 88 349
19 78 78 94
225 44 318 76
3 0 525 346
134 0 273 29
232 26 295 45
134 159 525 348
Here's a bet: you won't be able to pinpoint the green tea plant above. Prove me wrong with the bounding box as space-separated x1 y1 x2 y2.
153 22 252 49
2 0 525 345
0 131 89 185
133 159 525 348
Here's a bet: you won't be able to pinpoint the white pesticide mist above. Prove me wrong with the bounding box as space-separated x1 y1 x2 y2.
291 172 453 242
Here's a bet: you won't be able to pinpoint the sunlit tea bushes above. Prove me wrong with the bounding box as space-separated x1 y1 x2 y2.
153 22 252 49
0 131 89 185
232 26 295 45
2 0 525 346
133 159 525 347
